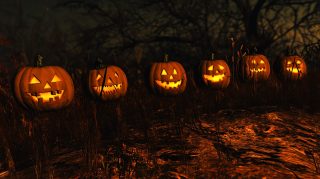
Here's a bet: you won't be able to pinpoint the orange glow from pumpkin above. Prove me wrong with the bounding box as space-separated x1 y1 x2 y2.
161 69 167 75
51 75 62 82
28 90 64 103
93 84 122 94
173 69 177 75
155 80 182 89
286 67 299 74
203 74 225 83
249 68 266 73
30 76 41 84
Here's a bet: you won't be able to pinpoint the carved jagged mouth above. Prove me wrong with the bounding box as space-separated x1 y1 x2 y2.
250 68 266 73
155 80 182 89
94 84 122 94
286 68 299 74
28 90 64 103
203 74 225 83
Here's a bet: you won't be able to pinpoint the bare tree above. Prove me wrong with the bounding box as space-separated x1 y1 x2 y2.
53 0 320 60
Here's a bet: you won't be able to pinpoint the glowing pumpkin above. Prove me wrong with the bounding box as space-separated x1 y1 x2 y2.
201 59 230 89
280 55 307 80
89 65 128 100
150 60 187 95
240 54 270 81
14 57 74 111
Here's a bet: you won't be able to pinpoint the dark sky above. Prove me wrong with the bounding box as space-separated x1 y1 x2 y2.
0 0 319 62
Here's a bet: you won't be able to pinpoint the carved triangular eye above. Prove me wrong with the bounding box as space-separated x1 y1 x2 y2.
173 69 177 75
115 72 119 78
287 61 292 65
218 65 224 70
161 69 167 75
30 76 41 84
96 74 102 81
44 83 51 89
260 60 265 64
51 75 61 82
296 60 301 65
208 65 213 71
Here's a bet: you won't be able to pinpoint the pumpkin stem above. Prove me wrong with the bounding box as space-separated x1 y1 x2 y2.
36 55 43 67
253 47 258 55
286 47 297 56
286 47 291 55
164 54 169 62
291 48 297 55
96 58 105 68
211 53 215 60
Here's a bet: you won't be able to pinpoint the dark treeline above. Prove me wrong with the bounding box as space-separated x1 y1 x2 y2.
0 0 319 67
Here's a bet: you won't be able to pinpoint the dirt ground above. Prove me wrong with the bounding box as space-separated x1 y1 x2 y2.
5 106 318 178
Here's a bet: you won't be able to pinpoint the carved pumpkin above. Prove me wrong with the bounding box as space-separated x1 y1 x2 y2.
14 56 74 111
240 54 270 81
89 65 128 100
280 55 307 80
201 59 230 89
150 58 187 95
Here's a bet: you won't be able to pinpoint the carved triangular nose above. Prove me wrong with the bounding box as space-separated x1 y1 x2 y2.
44 83 51 89
107 78 112 84
169 75 173 80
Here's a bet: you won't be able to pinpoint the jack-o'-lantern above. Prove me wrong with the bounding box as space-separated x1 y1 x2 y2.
201 55 230 89
89 64 128 100
280 55 307 80
150 55 187 95
14 55 74 111
240 54 270 81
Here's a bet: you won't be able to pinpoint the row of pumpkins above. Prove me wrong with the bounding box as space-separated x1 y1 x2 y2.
14 54 307 111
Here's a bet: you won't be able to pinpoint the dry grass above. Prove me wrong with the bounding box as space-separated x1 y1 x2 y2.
0 33 319 178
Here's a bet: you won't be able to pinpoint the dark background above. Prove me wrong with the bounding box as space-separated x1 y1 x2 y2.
0 0 319 178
